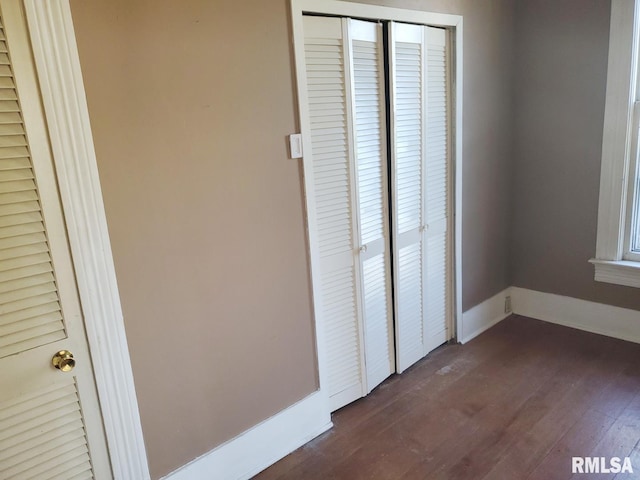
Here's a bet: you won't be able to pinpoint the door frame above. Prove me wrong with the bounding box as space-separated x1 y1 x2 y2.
20 1 150 478
290 0 463 415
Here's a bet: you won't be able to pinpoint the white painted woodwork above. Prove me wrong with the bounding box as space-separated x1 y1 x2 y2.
291 0 463 420
304 16 454 404
512 287 640 345
303 15 364 411
593 0 640 286
23 0 149 480
303 16 396 410
349 19 394 393
423 26 451 354
22 1 150 476
390 22 426 372
391 23 452 373
460 288 512 344
0 0 111 478
625 100 640 261
161 392 332 480
0 381 93 479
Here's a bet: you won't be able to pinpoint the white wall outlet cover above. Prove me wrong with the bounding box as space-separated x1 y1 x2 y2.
289 133 303 159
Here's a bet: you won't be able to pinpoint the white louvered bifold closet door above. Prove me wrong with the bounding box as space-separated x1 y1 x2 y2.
349 19 394 393
303 16 394 411
391 23 452 373
303 16 365 411
0 56 95 480
0 1 111 478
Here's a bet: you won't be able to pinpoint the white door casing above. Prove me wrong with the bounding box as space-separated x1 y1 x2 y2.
3 1 150 478
291 0 463 417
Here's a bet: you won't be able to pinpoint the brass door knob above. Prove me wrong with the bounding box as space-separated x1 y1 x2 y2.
52 350 75 372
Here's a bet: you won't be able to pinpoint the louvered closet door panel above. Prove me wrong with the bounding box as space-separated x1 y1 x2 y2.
391 23 426 373
303 16 364 410
350 19 394 392
0 42 64 359
0 381 93 480
0 2 111 477
424 27 450 352
391 23 452 371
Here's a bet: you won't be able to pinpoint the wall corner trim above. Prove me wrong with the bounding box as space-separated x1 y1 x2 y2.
161 391 332 480
511 287 640 344
460 287 512 343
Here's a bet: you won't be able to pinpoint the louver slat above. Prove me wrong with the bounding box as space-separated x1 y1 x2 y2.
0 21 65 360
304 16 363 411
351 22 394 393
0 381 94 480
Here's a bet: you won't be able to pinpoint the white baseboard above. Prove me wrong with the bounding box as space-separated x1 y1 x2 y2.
162 391 332 480
161 288 640 480
460 287 512 343
511 287 640 344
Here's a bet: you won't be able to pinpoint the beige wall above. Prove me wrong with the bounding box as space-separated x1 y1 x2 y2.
70 1 319 478
70 0 516 478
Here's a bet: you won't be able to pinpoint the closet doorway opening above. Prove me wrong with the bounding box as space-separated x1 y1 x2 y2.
291 0 463 413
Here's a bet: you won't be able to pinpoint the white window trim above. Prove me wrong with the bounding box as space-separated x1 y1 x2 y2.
591 0 640 288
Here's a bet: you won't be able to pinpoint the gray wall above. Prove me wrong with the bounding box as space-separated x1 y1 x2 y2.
352 0 517 311
511 0 640 310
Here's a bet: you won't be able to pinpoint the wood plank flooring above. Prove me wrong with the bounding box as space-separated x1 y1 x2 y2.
253 315 640 479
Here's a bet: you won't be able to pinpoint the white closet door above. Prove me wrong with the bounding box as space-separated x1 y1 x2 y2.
423 27 451 353
391 23 452 373
390 23 426 373
0 1 111 477
303 16 394 410
303 16 365 411
349 19 394 392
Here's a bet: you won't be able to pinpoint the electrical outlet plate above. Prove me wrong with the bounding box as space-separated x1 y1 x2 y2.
504 295 512 314
289 134 303 159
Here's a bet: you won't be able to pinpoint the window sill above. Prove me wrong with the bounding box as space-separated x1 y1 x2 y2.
590 259 640 288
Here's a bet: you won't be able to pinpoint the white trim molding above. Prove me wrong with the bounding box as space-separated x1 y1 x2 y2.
512 287 640 345
460 287 640 346
22 1 150 478
162 392 332 480
460 288 512 344
590 258 640 288
592 0 640 287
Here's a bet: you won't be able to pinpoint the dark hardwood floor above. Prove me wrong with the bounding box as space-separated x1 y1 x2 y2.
253 315 640 479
